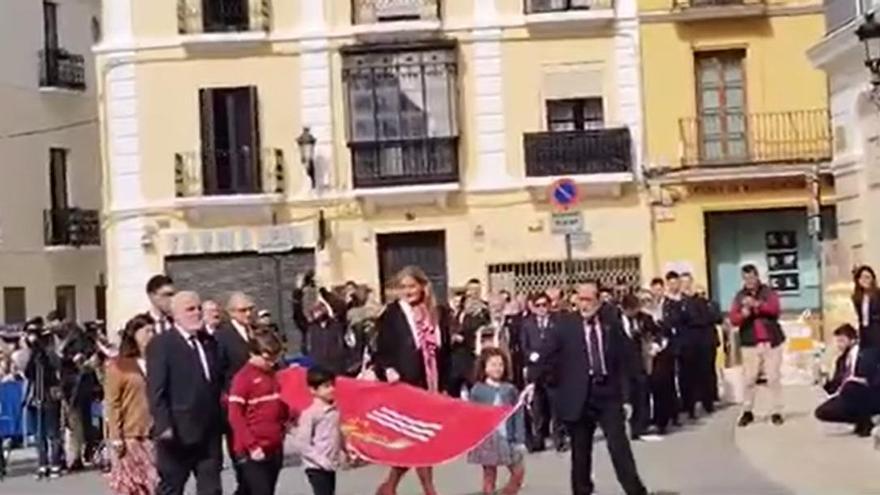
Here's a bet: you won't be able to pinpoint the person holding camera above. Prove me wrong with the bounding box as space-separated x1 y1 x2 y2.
61 320 104 470
23 317 65 479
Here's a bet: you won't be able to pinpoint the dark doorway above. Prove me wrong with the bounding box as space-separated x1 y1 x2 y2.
377 231 448 302
199 86 261 195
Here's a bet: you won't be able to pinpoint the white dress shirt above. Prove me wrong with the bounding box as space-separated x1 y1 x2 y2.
176 326 211 381
231 319 250 343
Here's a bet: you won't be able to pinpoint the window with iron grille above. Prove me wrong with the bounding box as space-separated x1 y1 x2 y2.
342 44 459 188
487 256 642 295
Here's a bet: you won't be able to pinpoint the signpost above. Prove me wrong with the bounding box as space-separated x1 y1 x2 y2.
549 179 582 289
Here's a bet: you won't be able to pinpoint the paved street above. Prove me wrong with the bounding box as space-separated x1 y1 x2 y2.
2 386 877 495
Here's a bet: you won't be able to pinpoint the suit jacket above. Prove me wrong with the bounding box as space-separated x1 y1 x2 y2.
146 328 222 446
521 314 558 382
373 300 452 393
215 321 251 391
538 304 632 423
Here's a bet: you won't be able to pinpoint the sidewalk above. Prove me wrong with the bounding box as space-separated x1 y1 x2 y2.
735 385 880 495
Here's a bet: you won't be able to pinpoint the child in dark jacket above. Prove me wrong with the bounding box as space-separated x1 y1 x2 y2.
228 330 292 495
467 347 527 495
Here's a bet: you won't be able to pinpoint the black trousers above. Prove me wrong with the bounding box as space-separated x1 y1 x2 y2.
526 380 552 449
815 385 877 430
225 425 249 495
626 374 650 438
305 468 336 495
240 452 283 495
567 399 647 495
650 353 678 430
156 436 223 495
677 348 701 416
701 343 719 406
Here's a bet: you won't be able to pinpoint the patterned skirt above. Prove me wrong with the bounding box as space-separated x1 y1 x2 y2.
467 431 524 467
107 439 158 495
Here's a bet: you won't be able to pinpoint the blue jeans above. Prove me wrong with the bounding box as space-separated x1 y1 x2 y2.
29 403 63 468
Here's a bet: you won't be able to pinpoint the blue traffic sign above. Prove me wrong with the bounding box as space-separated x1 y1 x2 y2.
549 178 580 210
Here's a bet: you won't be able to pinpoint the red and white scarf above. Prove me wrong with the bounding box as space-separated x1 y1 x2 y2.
412 303 440 393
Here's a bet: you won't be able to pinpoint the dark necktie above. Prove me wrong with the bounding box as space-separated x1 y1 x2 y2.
587 318 605 376
188 336 207 381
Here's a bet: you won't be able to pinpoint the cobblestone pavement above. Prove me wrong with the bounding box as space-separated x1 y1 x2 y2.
1 403 798 495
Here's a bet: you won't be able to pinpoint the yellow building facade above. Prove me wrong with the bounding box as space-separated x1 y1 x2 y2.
97 0 654 333
639 0 835 318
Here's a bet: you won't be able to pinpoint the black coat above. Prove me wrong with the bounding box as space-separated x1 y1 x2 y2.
537 304 633 423
214 321 251 392
373 301 452 393
146 329 222 447
521 314 559 383
853 292 880 349
306 318 347 374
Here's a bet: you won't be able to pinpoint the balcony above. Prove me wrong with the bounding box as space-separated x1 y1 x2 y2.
39 49 85 92
679 109 832 168
524 128 633 180
351 137 459 189
670 0 766 21
177 0 271 49
523 0 615 28
43 208 100 247
351 0 441 36
174 147 286 201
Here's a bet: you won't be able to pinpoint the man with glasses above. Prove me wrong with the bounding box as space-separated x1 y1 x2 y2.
521 292 560 452
146 275 176 334
538 283 649 495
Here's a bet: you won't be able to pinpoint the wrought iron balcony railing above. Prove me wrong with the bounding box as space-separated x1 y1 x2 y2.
679 109 832 167
43 208 100 247
523 128 633 177
524 0 614 13
353 0 440 23
351 137 459 188
178 0 271 34
39 49 86 91
174 147 286 197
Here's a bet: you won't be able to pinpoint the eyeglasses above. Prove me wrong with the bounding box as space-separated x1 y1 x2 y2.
233 306 256 313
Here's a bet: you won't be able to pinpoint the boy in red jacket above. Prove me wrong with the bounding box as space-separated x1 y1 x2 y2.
228 330 292 495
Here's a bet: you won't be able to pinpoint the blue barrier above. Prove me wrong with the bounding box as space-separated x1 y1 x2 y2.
0 380 25 439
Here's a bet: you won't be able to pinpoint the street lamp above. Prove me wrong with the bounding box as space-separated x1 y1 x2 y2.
296 126 317 188
856 12 880 101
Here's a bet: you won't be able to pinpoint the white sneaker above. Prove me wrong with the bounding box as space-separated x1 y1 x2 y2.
639 434 664 442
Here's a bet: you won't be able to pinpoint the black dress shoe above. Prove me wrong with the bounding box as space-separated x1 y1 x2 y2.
738 411 755 427
770 414 784 426
855 421 872 437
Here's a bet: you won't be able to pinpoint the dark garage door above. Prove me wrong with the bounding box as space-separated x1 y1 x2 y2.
165 250 314 352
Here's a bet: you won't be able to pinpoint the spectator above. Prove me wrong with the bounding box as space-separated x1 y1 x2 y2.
105 314 158 495
852 265 880 349
23 318 65 479
145 275 175 334
202 300 222 336
730 264 786 427
815 324 880 437
61 320 103 470
306 298 347 374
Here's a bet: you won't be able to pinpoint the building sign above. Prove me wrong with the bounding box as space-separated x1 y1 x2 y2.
765 230 800 293
164 224 315 257
550 211 584 235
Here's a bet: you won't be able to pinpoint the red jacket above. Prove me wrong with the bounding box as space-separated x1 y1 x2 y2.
228 362 292 457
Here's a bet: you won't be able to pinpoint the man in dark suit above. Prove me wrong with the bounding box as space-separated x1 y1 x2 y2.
214 291 256 495
815 324 880 436
522 292 558 451
539 283 649 495
147 291 222 495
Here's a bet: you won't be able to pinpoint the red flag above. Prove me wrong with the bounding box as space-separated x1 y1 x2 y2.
278 367 514 467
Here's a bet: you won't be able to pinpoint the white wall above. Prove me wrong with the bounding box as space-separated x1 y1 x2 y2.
0 0 105 322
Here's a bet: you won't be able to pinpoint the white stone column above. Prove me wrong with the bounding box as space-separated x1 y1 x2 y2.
299 0 335 194
469 0 514 191
613 0 644 181
103 54 159 332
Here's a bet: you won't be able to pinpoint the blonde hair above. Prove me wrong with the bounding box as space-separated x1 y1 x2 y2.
394 265 439 324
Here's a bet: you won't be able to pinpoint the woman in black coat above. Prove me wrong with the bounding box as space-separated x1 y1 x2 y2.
853 265 880 349
373 266 451 495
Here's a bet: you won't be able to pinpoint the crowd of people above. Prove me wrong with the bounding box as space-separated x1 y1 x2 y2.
1 262 879 494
